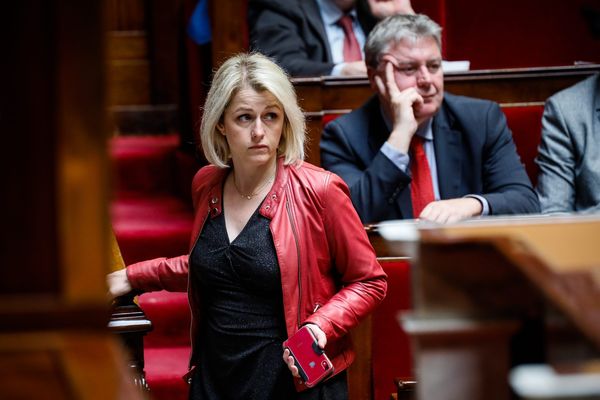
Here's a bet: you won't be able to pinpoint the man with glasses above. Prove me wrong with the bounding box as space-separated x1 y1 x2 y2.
320 13 540 224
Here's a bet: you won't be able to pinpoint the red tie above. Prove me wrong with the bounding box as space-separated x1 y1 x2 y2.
409 136 435 218
337 15 362 62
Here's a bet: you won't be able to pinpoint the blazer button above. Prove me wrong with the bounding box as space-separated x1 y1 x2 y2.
264 205 271 210
211 207 219 215
211 197 218 204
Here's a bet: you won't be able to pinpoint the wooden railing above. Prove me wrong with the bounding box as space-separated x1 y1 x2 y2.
108 294 152 393
295 64 600 166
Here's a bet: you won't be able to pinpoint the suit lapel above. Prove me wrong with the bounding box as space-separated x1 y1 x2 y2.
302 0 333 63
433 100 463 199
366 97 390 156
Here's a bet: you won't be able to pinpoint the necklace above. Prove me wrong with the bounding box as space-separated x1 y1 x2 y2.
232 173 275 200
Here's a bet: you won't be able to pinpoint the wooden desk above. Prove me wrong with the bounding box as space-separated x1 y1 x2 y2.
294 64 600 166
369 214 600 400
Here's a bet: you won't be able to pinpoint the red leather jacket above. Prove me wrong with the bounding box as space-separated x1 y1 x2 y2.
126 157 387 384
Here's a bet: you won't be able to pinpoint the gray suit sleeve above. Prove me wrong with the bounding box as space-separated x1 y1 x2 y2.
535 97 578 213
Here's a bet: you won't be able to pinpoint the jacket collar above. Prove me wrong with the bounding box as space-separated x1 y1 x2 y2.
204 157 288 220
432 96 463 199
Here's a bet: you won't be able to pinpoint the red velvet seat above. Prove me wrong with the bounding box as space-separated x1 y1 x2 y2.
140 292 190 400
501 104 544 186
372 259 413 400
111 133 196 400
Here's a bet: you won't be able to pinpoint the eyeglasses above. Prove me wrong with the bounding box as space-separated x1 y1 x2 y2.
379 53 442 77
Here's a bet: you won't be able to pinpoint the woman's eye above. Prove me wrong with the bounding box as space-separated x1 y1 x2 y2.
264 112 278 121
237 114 251 122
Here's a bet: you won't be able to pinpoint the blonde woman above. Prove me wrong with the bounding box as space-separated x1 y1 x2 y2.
107 53 386 399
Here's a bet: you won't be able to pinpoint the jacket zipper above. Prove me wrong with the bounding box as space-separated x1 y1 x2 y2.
285 197 303 328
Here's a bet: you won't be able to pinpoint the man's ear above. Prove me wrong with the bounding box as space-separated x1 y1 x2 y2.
366 66 379 91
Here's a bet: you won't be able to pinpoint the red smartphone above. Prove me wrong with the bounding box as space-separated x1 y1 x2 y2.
283 326 334 387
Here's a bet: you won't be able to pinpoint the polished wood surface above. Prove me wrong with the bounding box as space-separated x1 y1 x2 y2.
371 214 600 400
2 1 143 398
347 315 373 400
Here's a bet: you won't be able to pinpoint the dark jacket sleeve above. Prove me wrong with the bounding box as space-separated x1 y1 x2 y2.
247 0 335 77
320 105 411 223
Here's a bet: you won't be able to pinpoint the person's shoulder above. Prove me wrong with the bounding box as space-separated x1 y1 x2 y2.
326 95 379 127
444 92 497 108
548 72 599 104
192 164 225 189
287 161 327 180
442 92 501 122
286 161 346 188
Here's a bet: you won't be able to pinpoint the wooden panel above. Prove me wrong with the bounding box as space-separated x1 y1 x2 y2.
1 1 142 397
418 215 600 273
210 0 248 66
372 215 600 400
2 1 59 295
107 60 151 105
348 315 373 400
0 332 143 399
106 0 146 30
107 31 148 60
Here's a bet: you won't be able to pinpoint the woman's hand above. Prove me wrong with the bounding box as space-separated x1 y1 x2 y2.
282 324 327 378
106 268 132 299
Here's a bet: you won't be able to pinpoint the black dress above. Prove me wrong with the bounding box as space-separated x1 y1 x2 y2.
188 203 347 400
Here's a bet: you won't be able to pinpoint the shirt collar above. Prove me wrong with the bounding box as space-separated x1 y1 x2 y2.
316 0 358 26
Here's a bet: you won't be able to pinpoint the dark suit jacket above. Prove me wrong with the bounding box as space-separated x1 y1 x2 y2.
248 0 377 77
320 94 540 223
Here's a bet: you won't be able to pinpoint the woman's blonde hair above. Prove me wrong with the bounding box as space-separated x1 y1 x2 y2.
200 53 306 167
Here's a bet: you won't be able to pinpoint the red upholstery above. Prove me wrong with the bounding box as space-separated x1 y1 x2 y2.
443 0 600 69
322 112 343 127
372 259 413 400
501 104 544 186
140 292 190 400
111 133 197 400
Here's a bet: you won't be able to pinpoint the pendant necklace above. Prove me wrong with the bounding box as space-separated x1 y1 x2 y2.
232 173 275 200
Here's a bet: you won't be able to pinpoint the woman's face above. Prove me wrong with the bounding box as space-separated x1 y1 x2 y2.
219 88 284 167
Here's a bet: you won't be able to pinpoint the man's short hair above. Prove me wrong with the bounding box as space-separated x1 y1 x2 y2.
364 13 442 69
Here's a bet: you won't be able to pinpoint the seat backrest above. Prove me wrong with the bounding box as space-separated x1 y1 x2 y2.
501 104 544 186
347 257 413 400
372 258 413 400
